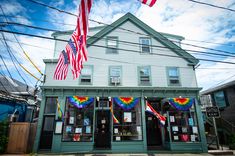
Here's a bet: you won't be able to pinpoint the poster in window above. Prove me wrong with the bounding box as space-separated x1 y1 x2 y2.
69 117 74 124
173 135 179 141
182 127 187 133
114 128 119 134
170 116 175 122
124 112 132 122
66 126 72 133
75 127 82 133
73 134 80 141
191 135 196 142
192 126 198 134
86 126 91 133
55 121 63 134
172 126 179 132
84 118 90 126
188 118 194 126
116 136 121 141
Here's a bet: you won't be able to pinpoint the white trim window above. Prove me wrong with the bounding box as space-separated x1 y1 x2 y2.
139 66 151 85
168 67 180 85
140 37 151 53
106 36 118 54
109 66 121 85
80 66 92 84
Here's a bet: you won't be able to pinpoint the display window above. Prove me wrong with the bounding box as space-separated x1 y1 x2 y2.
62 96 94 142
163 98 200 143
112 97 142 141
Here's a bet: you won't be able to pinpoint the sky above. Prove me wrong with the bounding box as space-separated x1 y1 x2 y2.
0 0 235 91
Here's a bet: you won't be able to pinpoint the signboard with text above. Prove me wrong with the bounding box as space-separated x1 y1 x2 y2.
206 106 220 118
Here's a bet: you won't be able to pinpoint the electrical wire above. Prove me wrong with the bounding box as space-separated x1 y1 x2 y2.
1 14 235 48
2 36 235 70
1 22 234 58
24 0 235 55
1 29 235 65
0 6 44 77
187 0 235 12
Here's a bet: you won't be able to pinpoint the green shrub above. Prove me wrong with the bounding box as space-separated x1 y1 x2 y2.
228 133 235 150
0 121 9 153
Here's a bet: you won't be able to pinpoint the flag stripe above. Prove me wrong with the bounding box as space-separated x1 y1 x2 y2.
54 50 69 80
139 0 157 7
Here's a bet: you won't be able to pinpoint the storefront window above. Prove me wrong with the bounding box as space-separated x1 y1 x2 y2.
112 97 142 141
163 98 200 143
62 96 94 142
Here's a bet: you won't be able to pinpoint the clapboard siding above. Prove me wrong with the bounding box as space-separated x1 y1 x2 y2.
44 21 197 87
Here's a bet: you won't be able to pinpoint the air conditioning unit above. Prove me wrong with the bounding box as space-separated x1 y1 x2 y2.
111 77 120 84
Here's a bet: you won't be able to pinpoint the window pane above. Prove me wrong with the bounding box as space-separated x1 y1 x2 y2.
107 37 118 53
81 67 92 75
140 38 151 53
168 68 178 77
214 91 226 108
43 116 55 131
62 97 94 142
113 98 142 141
140 67 150 76
44 97 57 114
110 67 121 77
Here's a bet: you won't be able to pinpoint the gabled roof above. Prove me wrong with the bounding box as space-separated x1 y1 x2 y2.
87 13 199 65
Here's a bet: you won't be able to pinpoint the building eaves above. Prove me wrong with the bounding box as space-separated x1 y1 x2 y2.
201 80 235 95
87 12 199 65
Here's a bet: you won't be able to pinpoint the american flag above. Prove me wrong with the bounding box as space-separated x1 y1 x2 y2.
54 0 93 80
71 0 92 79
53 50 69 80
146 101 166 125
139 0 157 7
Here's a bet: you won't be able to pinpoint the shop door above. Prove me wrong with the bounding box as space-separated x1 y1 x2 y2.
146 113 162 147
94 110 111 149
39 116 55 150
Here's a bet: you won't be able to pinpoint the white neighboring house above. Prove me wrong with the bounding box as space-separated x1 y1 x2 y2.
34 13 207 153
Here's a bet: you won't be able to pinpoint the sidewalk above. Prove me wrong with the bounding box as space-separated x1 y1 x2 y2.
1 154 214 156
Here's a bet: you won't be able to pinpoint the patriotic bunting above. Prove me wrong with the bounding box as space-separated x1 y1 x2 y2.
138 0 157 7
168 98 194 111
68 96 94 108
54 0 93 80
113 97 139 110
145 101 166 125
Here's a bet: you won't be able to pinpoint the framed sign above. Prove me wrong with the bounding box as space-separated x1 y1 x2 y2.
124 112 132 122
54 120 63 134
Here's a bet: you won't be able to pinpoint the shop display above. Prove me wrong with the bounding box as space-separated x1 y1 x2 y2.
62 97 94 142
168 111 199 142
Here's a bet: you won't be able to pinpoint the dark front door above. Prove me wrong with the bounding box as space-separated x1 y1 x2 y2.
146 113 162 147
39 116 55 150
94 110 111 149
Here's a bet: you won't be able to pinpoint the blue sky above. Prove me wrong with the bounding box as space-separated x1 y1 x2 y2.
0 0 235 91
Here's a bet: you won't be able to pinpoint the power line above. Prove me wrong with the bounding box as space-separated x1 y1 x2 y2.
2 14 235 48
1 36 234 70
0 6 44 77
24 0 235 55
2 22 235 58
187 0 235 12
0 32 30 88
1 29 235 66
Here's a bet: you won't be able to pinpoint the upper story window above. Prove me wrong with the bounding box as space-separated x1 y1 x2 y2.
80 66 93 85
167 67 180 86
213 91 227 108
106 36 118 54
138 66 151 85
109 66 121 85
140 37 151 53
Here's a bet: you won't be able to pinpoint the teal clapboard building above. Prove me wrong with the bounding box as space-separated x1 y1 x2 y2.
33 13 207 154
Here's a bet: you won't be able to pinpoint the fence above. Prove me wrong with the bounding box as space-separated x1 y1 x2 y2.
6 122 37 154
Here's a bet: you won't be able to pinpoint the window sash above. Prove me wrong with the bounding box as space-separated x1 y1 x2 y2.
107 37 118 53
140 38 151 53
110 67 121 77
80 66 92 84
139 67 150 84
